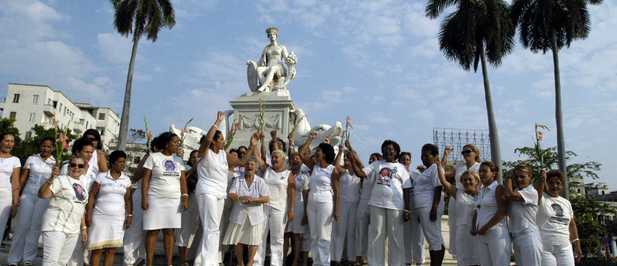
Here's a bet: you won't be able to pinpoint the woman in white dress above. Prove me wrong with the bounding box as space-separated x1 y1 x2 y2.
0 133 21 247
86 150 132 266
141 132 189 266
39 156 88 266
8 137 55 266
284 151 311 266
223 157 270 266
299 133 343 266
399 151 426 266
473 161 511 266
538 170 582 266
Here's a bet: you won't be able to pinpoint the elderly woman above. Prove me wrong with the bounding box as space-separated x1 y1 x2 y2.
223 144 270 266
0 133 21 249
538 170 582 266
39 156 88 266
8 137 54 266
86 150 132 266
142 132 189 266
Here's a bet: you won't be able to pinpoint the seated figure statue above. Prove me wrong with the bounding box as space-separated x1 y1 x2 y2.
247 27 297 93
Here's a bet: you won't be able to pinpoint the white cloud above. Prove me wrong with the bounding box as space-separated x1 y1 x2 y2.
97 33 133 65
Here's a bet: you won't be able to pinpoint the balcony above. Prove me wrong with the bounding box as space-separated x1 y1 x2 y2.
43 104 56 117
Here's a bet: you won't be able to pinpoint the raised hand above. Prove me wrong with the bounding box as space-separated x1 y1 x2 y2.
215 111 225 125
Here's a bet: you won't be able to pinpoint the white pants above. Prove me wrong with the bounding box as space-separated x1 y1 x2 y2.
123 188 145 265
67 236 88 266
8 192 49 264
331 200 358 261
411 207 444 251
404 216 426 265
367 206 405 266
42 231 79 266
478 223 512 266
197 193 225 266
455 224 479 266
177 193 200 247
355 199 370 257
542 243 575 266
307 199 333 266
255 205 286 266
0 188 12 244
512 229 543 266
447 199 457 256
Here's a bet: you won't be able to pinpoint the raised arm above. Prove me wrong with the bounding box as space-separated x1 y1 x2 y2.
437 162 456 196
504 171 524 202
535 170 547 204
132 153 150 183
97 150 109 172
298 132 316 169
345 140 366 178
199 111 225 158
38 173 57 199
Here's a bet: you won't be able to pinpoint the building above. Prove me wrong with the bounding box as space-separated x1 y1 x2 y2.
586 182 610 198
0 83 119 150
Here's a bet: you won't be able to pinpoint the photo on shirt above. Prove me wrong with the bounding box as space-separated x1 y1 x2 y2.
377 167 397 186
550 203 569 225
162 159 180 176
72 183 86 201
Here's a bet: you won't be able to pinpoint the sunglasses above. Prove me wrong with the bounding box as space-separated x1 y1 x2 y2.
70 163 86 169
461 150 473 155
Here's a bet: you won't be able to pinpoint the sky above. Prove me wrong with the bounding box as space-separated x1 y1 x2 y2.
1 0 616 188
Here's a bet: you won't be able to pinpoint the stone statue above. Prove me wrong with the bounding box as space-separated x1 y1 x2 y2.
247 27 297 93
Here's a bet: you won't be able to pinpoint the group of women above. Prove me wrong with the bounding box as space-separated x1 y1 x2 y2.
0 110 583 266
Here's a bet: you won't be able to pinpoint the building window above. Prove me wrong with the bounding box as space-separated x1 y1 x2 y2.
28 112 36 122
98 113 106 120
12 94 20 103
9 112 16 120
33 94 39 104
52 101 58 108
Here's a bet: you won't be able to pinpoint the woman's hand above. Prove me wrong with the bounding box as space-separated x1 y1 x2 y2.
215 111 225 125
11 202 19 218
182 195 190 209
333 210 340 222
125 215 133 229
478 225 489 235
429 207 437 222
81 228 88 243
287 210 295 222
240 196 252 204
141 197 149 210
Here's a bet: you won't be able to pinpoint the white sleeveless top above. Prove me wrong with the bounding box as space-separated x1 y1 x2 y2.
476 181 504 229
340 171 361 203
263 167 290 211
455 190 477 226
309 165 334 203
197 149 229 198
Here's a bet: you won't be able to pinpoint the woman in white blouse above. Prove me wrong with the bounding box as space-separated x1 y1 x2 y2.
39 156 88 266
86 150 132 266
223 157 270 266
141 132 189 266
8 137 54 266
538 170 582 266
0 132 21 247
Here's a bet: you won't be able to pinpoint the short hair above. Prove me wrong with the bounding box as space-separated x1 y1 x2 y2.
109 150 127 165
229 149 238 155
514 163 532 174
271 149 287 160
546 170 565 184
40 137 55 146
83 129 103 149
72 138 94 155
208 130 224 149
317 143 335 165
421 143 439 156
150 137 160 152
381 140 401 158
269 138 287 154
370 153 382 160
0 132 15 142
460 170 481 184
155 132 178 151
399 152 412 161
237 146 248 152
462 144 481 162
480 161 499 173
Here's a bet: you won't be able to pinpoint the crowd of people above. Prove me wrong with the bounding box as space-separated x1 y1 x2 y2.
0 111 583 266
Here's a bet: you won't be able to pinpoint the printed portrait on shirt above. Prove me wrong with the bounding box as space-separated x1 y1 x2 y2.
376 167 398 186
72 183 86 202
162 159 180 176
550 203 569 225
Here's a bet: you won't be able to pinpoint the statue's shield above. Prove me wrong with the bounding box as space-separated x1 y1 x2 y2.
247 61 259 91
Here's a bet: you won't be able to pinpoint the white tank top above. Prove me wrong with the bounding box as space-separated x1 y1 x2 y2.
476 181 504 228
455 190 477 226
340 172 361 203
263 167 290 211
309 165 334 203
197 149 229 197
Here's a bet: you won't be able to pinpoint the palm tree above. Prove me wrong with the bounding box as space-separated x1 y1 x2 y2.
511 0 603 197
111 0 175 150
426 0 515 180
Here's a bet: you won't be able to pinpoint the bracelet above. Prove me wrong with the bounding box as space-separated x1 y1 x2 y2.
81 226 87 230
127 214 133 217
181 193 189 197
571 238 580 243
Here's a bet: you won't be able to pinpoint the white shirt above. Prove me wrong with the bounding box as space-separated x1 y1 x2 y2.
144 152 186 198
197 149 229 198
263 167 291 211
455 190 477 226
22 154 56 195
60 159 98 191
509 185 539 235
454 162 480 190
406 163 441 209
369 161 409 210
42 175 88 234
93 171 132 217
537 193 573 247
340 171 361 203
359 166 373 201
229 176 270 225
308 165 335 203
476 181 502 229
294 165 310 204
0 156 21 191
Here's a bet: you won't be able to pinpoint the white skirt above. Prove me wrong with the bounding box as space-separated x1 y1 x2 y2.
88 213 125 250
223 219 263 246
143 196 182 230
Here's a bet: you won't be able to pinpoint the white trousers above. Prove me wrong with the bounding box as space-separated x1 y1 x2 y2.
255 205 286 266
177 193 200 247
478 223 512 266
42 231 79 266
367 206 405 266
355 199 370 257
447 199 457 256
541 243 575 266
123 188 145 265
512 229 543 266
404 216 426 265
197 193 225 266
411 207 443 251
331 200 358 261
307 199 333 266
0 188 12 244
455 224 479 266
8 192 49 264
67 236 88 266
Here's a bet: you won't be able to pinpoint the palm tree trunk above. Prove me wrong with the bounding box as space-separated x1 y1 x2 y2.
479 47 503 182
117 34 141 150
551 35 568 198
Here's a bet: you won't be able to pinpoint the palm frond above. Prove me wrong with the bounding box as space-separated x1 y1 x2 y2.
426 0 458 18
114 0 138 35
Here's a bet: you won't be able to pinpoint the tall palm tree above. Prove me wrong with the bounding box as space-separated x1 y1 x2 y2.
426 0 515 181
512 0 602 197
111 0 175 150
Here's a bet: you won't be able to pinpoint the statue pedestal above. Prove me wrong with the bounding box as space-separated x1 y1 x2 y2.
228 91 294 149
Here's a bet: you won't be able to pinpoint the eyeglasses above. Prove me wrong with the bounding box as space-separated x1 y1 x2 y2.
461 150 473 155
70 163 86 169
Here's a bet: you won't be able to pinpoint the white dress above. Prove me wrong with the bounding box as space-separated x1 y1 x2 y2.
0 156 21 243
142 152 186 230
223 176 270 245
88 172 132 250
286 165 310 234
